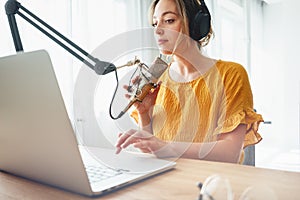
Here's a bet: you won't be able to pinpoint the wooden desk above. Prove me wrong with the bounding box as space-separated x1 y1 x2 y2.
0 159 299 199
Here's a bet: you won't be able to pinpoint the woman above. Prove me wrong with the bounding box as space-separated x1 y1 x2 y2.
115 0 263 163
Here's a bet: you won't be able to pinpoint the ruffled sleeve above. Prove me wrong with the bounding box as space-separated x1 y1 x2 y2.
212 62 263 148
218 109 263 147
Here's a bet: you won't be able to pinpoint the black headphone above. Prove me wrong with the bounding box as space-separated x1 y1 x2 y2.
188 0 211 41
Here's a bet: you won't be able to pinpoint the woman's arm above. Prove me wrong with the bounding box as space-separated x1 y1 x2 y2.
178 124 246 163
115 124 246 163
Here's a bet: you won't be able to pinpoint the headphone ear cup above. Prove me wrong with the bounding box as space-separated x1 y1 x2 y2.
190 10 211 41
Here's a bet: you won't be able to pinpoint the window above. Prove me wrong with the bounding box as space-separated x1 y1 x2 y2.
206 0 251 71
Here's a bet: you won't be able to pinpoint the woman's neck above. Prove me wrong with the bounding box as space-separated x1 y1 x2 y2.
169 45 216 82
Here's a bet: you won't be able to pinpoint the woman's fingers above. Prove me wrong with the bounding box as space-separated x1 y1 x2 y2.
115 130 154 154
125 94 131 99
131 76 142 84
115 146 122 154
115 129 142 154
115 134 132 154
115 129 135 148
123 85 133 93
121 131 152 149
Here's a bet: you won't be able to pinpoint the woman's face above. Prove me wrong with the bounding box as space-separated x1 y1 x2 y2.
152 0 185 55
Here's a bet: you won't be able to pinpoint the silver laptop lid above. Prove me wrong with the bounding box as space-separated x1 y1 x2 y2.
0 50 93 195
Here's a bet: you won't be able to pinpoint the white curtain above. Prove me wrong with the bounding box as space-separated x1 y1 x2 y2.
0 0 74 116
0 0 152 117
206 0 255 72
70 0 154 146
253 0 300 172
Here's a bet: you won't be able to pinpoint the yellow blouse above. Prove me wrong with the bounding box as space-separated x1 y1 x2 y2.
152 60 263 147
132 60 263 162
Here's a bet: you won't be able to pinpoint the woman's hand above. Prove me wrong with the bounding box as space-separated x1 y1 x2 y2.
115 129 169 157
123 81 161 128
123 82 161 116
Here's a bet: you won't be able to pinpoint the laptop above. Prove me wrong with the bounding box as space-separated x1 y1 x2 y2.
0 50 176 196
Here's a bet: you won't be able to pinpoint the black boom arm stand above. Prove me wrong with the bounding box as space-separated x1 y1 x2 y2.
4 0 116 75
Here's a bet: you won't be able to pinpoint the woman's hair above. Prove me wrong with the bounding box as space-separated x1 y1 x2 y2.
148 0 214 47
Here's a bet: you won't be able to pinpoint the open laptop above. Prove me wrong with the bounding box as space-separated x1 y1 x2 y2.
0 50 176 196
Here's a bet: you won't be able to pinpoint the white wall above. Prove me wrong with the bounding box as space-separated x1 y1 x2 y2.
252 0 300 171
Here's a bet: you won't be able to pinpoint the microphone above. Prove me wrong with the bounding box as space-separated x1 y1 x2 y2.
116 56 168 119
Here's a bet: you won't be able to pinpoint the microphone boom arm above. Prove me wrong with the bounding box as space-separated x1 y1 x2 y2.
4 0 116 75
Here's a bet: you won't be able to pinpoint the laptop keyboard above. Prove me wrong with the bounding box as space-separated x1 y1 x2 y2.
85 165 127 183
